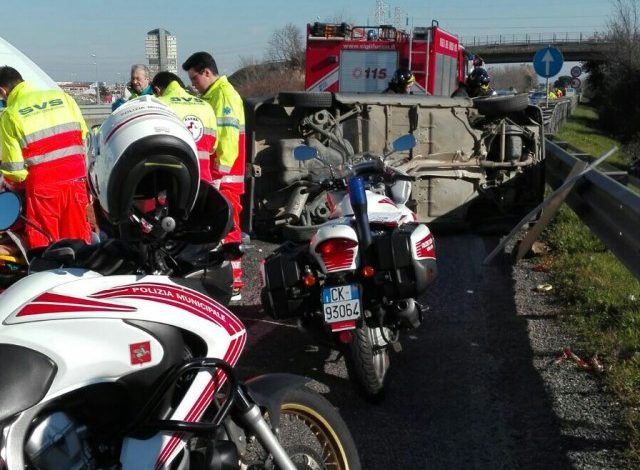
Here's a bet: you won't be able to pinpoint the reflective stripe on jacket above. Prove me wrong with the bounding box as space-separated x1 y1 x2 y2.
158 80 218 183
0 81 88 186
201 76 245 193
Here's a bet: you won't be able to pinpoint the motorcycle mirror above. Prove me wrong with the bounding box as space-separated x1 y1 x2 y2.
0 191 22 230
293 145 319 161
391 134 417 152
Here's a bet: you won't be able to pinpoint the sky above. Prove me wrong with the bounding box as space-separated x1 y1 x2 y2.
0 0 616 84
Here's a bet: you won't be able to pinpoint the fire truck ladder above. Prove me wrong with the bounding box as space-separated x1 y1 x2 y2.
408 27 430 94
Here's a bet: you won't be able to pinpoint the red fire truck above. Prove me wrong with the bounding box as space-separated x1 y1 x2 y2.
304 20 468 96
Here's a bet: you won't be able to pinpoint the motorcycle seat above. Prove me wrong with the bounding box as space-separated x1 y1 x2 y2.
30 239 141 276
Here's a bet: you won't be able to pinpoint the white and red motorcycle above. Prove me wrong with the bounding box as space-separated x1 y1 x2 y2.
0 190 360 470
0 97 360 470
261 135 437 401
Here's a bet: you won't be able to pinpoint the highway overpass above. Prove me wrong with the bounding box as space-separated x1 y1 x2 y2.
459 32 612 63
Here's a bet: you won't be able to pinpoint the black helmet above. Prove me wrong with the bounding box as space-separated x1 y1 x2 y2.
392 68 415 86
389 68 415 93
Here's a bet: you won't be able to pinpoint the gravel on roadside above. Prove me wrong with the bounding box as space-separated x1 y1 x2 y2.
508 248 632 469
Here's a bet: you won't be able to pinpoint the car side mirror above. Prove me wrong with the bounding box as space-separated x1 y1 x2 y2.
391 134 416 152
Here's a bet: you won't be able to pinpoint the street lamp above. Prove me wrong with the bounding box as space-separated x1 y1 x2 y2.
90 53 100 104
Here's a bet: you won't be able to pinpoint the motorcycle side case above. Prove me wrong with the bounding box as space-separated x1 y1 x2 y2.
262 243 309 319
369 222 437 299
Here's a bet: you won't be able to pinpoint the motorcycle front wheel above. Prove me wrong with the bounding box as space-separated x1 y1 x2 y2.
244 386 361 469
345 324 390 402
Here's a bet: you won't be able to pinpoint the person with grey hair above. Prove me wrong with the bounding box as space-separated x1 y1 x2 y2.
129 64 152 97
112 64 153 110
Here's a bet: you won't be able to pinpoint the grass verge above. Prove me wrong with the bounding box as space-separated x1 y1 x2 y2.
554 103 625 168
543 103 640 459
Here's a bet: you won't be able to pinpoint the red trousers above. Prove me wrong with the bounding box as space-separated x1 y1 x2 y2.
219 187 243 290
25 179 91 249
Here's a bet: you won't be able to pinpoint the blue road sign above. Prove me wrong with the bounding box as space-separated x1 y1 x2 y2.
533 46 564 78
570 65 582 78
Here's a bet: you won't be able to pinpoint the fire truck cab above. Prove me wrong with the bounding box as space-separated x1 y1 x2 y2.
304 20 467 96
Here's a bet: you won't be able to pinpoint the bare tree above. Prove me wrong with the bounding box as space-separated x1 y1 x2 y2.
265 23 305 68
585 0 640 141
489 64 538 93
232 66 304 97
608 0 640 68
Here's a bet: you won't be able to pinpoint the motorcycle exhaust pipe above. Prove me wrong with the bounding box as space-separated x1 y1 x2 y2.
283 186 309 223
395 298 422 329
347 176 372 250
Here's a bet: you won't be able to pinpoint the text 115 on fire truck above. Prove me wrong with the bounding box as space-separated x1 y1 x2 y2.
304 20 468 96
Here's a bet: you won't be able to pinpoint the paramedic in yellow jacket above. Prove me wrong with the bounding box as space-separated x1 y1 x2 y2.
0 66 91 249
183 51 245 300
151 71 217 184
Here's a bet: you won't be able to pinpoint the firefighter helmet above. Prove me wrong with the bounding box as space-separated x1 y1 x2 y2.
467 67 490 87
389 68 415 93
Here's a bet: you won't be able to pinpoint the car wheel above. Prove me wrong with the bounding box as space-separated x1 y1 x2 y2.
473 93 529 118
278 91 333 108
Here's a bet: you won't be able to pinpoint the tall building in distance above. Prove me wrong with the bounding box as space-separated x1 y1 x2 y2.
145 28 177 75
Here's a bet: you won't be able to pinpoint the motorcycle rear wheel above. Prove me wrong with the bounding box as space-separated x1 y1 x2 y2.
345 325 390 402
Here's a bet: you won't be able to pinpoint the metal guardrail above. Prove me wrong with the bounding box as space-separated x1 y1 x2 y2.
545 138 640 280
78 104 112 128
540 96 580 134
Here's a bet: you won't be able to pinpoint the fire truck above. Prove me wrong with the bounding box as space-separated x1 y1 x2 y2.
304 20 468 96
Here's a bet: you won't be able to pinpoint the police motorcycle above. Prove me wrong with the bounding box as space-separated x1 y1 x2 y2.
0 97 360 470
260 134 438 401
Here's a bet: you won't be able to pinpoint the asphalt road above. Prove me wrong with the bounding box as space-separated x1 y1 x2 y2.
233 234 631 469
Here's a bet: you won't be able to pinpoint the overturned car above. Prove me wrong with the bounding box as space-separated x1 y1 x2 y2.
245 91 545 237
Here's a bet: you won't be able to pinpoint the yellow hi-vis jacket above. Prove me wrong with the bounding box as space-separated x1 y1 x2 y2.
158 80 218 183
0 81 88 186
201 76 245 193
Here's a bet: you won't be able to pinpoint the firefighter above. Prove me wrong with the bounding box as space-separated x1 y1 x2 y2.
182 51 245 300
0 66 91 249
384 68 415 94
465 67 495 98
112 64 153 111
151 71 217 184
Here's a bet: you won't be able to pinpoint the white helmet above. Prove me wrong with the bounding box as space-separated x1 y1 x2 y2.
88 96 200 225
